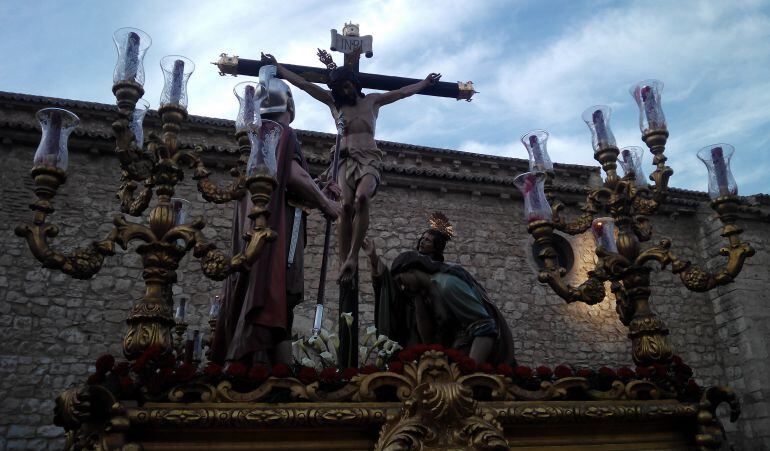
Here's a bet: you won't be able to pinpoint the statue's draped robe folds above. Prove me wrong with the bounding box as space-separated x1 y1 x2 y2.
374 259 515 365
211 127 308 363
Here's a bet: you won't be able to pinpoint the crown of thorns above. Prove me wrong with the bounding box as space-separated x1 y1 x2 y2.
428 212 454 239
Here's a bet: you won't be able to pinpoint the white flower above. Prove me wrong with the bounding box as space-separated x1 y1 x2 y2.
373 335 387 347
301 357 315 368
328 333 340 350
307 334 324 352
359 346 369 364
341 312 354 327
319 351 335 364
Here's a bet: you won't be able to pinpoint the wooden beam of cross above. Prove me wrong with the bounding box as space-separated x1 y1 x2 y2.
213 25 476 101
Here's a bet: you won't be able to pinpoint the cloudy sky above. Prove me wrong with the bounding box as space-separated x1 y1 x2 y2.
2 0 769 195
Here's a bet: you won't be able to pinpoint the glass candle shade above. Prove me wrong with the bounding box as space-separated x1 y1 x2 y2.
234 82 267 134
697 144 738 199
513 171 552 223
246 120 283 177
521 129 553 172
209 295 222 318
129 98 150 147
629 79 666 134
192 330 202 361
112 28 151 86
619 146 647 187
33 108 80 171
582 105 617 151
159 55 195 109
591 217 618 253
170 197 191 225
174 297 187 323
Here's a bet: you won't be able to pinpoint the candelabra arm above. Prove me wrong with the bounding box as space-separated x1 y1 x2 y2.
635 198 755 292
642 130 673 207
14 166 122 279
116 175 154 216
180 145 248 204
529 220 607 304
696 386 741 450
552 187 608 235
182 172 278 280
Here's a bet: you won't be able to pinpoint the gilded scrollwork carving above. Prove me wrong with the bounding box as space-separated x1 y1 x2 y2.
695 386 741 450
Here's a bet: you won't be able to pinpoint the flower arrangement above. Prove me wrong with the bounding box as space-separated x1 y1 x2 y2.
84 340 703 404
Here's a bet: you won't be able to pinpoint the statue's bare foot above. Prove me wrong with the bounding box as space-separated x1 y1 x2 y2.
338 257 358 287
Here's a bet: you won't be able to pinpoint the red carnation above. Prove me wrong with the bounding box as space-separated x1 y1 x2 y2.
248 364 269 382
95 355 115 375
342 367 359 380
676 364 693 378
554 365 573 379
617 366 635 379
536 366 553 379
413 344 430 356
427 344 444 353
144 344 163 359
652 363 667 378
398 350 417 362
388 362 404 374
445 349 464 362
145 373 162 395
175 363 196 381
515 365 533 379
160 353 177 368
113 361 130 376
298 366 318 384
226 362 248 378
576 368 593 378
203 363 222 377
132 356 148 372
685 379 701 397
671 355 683 366
635 366 651 378
119 376 134 393
598 367 616 378
87 373 104 385
458 357 477 374
159 367 175 382
272 364 291 378
320 367 340 382
479 362 494 374
360 364 380 375
497 364 514 377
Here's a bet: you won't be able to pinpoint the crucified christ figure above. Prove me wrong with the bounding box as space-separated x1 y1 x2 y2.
261 52 440 286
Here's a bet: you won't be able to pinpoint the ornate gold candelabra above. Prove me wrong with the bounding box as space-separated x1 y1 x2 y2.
15 28 277 359
515 81 755 366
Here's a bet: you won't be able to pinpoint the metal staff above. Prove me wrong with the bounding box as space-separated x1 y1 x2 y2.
312 114 345 334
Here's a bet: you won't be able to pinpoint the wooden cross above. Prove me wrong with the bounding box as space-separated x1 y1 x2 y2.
213 24 476 101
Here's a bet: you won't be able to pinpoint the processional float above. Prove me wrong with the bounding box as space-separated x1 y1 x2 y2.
15 24 750 450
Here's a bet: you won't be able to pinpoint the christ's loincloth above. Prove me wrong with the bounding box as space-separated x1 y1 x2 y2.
321 146 383 194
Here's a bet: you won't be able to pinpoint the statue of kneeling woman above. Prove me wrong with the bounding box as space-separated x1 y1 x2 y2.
371 249 515 365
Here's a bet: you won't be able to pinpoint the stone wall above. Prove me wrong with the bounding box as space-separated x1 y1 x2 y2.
1 92 768 450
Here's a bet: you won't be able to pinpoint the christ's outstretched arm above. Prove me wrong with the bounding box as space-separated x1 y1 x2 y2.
373 73 441 107
261 53 335 109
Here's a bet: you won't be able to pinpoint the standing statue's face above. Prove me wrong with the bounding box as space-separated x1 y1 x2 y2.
418 232 435 255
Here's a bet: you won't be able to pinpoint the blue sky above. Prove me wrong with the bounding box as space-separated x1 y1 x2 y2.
2 0 769 195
